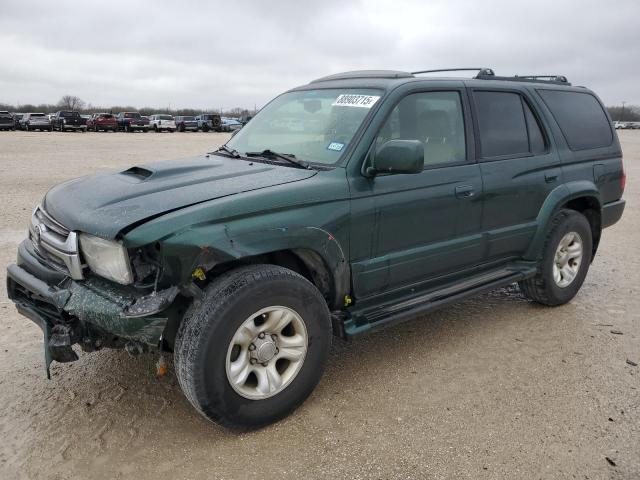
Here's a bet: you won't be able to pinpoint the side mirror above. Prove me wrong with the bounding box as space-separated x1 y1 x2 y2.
366 139 424 177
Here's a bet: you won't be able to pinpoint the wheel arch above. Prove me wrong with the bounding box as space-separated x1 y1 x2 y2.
525 182 602 261
156 223 350 312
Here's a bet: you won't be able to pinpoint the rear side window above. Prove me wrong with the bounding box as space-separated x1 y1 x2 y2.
537 90 612 150
474 91 528 158
474 91 548 158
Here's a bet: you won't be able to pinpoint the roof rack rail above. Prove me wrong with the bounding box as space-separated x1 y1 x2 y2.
412 67 495 76
412 68 571 85
475 70 571 85
514 75 569 83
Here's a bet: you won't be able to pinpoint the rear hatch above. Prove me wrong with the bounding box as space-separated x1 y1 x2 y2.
0 112 12 126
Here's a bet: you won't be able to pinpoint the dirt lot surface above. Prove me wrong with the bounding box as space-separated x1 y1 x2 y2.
0 130 638 479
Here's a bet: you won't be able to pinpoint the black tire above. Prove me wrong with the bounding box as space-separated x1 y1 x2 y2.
174 264 332 429
178 124 185 132
25 124 30 131
143 128 148 133
125 124 131 132
154 125 158 132
202 124 210 132
519 209 593 306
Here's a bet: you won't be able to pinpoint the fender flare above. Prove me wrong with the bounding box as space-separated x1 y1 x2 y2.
161 223 349 308
524 181 601 260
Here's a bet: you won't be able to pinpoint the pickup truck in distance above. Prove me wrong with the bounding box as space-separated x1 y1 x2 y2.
87 113 117 132
148 114 176 133
175 115 198 132
7 68 625 430
53 111 87 132
117 112 150 132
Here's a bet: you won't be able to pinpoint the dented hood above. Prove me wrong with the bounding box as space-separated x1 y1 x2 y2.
43 155 317 239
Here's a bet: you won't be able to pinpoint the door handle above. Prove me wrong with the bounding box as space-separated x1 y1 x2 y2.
545 173 558 183
455 185 475 199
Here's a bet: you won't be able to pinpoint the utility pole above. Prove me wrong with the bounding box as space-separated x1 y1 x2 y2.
621 101 626 121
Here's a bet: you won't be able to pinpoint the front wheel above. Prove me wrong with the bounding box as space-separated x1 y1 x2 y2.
174 265 332 429
519 209 593 306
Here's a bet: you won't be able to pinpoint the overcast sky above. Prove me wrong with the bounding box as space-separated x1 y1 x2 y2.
0 0 638 110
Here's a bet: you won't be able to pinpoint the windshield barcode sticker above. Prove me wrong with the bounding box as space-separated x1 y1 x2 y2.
332 94 380 108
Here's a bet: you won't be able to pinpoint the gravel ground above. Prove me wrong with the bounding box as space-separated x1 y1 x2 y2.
0 130 638 480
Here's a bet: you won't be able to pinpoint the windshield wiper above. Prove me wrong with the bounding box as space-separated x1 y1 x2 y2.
213 144 240 158
245 149 310 169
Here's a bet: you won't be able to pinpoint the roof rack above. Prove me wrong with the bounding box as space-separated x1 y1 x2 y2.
413 67 571 85
412 67 495 76
474 70 571 85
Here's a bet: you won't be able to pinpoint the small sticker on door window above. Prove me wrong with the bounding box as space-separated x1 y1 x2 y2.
327 142 345 151
332 94 380 108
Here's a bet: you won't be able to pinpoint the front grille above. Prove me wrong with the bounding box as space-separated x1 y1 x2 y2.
29 206 84 280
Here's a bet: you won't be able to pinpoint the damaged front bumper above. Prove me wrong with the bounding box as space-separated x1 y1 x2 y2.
6 240 179 377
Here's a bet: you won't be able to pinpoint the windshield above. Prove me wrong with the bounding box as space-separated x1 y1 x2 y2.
60 111 79 117
124 112 141 118
158 115 173 120
31 113 46 117
182 116 194 121
226 88 382 165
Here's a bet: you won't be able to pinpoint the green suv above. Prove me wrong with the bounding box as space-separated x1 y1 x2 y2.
6 68 626 429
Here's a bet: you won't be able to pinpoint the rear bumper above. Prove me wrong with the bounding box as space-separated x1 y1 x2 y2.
602 199 625 228
61 124 86 129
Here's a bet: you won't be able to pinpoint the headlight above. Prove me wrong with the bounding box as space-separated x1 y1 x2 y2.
79 233 133 284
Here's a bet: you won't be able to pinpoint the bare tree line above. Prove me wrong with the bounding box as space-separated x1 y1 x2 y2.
1 94 637 121
0 95 257 118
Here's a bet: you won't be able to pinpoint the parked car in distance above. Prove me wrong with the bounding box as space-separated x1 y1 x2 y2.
221 117 243 132
195 113 222 132
53 111 88 132
87 113 118 132
117 112 149 132
239 114 253 125
6 68 626 430
175 115 198 132
0 111 14 130
148 114 176 133
21 113 52 131
628 121 640 130
12 113 25 129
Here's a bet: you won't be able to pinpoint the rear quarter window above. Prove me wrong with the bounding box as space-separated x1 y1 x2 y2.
537 89 613 150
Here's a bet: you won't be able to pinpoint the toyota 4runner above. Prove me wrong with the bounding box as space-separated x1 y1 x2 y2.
6 68 625 429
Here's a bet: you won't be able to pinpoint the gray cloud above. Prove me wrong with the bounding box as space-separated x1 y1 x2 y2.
0 0 638 109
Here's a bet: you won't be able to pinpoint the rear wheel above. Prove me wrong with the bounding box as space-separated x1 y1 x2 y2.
174 264 332 429
519 209 593 306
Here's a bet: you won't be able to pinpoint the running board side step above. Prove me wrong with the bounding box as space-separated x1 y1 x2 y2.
343 267 536 337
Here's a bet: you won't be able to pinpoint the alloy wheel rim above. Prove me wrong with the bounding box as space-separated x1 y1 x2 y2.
225 306 308 400
552 231 583 288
